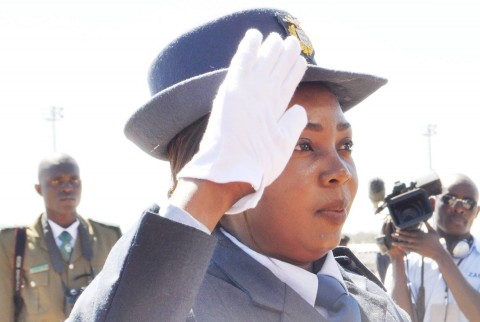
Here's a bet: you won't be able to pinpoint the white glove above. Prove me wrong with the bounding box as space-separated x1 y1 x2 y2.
178 29 307 214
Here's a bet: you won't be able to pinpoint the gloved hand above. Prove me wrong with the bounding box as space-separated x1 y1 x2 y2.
178 28 307 214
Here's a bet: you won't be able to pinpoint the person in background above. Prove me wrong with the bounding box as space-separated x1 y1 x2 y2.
0 152 122 322
68 8 409 322
384 173 480 322
340 234 351 246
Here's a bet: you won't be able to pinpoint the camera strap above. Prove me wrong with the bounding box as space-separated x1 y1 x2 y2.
13 227 27 322
442 257 465 321
416 256 426 322
332 246 386 291
414 240 469 322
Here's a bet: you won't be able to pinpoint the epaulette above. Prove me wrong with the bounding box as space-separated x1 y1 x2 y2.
0 226 24 235
88 219 122 238
145 203 160 215
0 226 17 232
333 246 386 291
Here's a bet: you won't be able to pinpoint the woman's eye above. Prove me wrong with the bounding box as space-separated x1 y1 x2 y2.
295 141 313 152
340 141 354 152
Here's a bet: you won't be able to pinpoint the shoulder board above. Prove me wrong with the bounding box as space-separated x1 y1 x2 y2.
333 246 386 291
0 226 27 234
88 219 122 237
0 226 17 232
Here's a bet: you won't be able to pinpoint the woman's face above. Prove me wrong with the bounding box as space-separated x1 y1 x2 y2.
245 83 358 266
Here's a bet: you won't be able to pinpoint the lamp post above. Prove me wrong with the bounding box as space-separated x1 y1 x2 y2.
46 106 64 152
424 124 437 170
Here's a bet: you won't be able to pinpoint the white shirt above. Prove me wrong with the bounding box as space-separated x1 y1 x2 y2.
160 204 347 317
221 227 346 316
384 237 480 322
48 218 80 249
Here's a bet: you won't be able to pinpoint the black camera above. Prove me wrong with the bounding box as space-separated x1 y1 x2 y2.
65 286 86 304
374 172 442 252
64 286 87 315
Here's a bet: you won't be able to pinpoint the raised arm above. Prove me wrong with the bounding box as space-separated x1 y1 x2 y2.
393 222 480 321
385 246 416 320
68 29 307 322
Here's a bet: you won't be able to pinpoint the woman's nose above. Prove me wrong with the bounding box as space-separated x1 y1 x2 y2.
319 155 353 186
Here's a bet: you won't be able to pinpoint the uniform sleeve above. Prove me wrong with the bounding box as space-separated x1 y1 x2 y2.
365 278 411 322
67 206 217 322
111 226 122 240
0 229 16 322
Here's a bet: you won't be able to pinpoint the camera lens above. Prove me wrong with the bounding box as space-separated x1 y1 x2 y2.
388 188 433 230
397 204 423 222
69 289 79 296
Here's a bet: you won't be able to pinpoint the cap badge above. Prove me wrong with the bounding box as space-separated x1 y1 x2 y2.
275 12 315 63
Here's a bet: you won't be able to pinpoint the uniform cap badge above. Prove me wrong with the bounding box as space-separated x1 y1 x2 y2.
275 12 315 63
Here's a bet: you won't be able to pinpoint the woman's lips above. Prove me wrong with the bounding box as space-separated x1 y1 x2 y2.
315 200 348 225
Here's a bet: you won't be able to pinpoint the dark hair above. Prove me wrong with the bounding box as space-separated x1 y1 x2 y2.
165 82 330 198
166 114 209 197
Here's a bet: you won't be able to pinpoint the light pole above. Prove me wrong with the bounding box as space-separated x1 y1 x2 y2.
46 106 64 152
424 124 437 170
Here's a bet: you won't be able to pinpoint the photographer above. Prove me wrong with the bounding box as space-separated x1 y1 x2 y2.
384 173 480 322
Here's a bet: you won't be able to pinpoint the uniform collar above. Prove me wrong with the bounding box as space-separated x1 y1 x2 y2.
48 218 80 247
219 228 346 307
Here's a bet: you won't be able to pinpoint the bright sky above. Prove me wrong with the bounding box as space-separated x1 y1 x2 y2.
1 0 480 236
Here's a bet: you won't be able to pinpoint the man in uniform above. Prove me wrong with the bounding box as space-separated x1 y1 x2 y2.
0 152 121 322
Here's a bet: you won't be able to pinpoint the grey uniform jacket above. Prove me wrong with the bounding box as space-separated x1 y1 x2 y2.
68 205 410 322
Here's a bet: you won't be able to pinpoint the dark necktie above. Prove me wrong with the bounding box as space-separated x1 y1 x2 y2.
59 231 73 261
316 274 361 321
